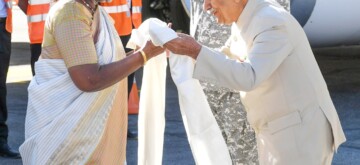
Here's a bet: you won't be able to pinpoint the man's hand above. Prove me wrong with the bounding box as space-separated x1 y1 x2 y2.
164 33 202 60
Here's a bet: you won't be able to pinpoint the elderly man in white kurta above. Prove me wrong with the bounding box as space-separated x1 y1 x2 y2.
164 0 346 164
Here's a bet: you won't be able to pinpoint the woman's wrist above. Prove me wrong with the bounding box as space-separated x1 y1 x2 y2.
139 50 147 65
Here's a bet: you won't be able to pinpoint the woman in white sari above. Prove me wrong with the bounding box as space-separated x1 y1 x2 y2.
19 0 164 164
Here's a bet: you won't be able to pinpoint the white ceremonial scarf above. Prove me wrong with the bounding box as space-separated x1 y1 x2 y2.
128 18 232 165
19 7 120 165
127 19 169 165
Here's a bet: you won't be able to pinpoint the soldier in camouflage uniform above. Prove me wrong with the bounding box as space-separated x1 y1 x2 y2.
190 0 290 164
276 0 290 11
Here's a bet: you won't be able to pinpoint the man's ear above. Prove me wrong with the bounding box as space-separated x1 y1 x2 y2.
203 0 212 11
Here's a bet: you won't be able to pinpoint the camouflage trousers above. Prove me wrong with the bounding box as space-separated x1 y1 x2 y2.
202 85 259 165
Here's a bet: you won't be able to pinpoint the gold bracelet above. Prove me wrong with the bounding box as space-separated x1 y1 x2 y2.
139 50 147 65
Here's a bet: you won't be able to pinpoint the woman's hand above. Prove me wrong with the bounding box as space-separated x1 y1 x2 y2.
140 40 165 60
164 33 202 60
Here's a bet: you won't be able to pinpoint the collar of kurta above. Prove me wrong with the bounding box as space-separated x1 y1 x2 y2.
236 0 283 30
235 0 259 30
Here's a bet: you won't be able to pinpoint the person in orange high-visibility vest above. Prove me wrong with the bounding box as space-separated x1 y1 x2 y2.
100 0 142 139
18 0 50 76
101 0 142 36
0 0 21 159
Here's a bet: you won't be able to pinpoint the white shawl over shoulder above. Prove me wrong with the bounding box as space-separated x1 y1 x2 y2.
128 18 232 165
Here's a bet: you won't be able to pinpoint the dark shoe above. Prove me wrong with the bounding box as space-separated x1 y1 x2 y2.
0 143 21 159
127 130 138 140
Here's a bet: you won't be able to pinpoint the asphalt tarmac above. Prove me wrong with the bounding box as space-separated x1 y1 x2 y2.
1 6 359 165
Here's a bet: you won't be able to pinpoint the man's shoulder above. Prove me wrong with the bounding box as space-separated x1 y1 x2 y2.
244 5 289 36
253 5 287 26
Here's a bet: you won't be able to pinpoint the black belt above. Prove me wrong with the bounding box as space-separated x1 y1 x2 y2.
0 17 6 22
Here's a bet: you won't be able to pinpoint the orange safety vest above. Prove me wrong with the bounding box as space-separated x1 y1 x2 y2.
27 0 50 44
4 0 12 33
100 0 142 36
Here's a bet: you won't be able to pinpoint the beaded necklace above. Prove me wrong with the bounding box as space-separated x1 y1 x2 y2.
81 0 98 16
